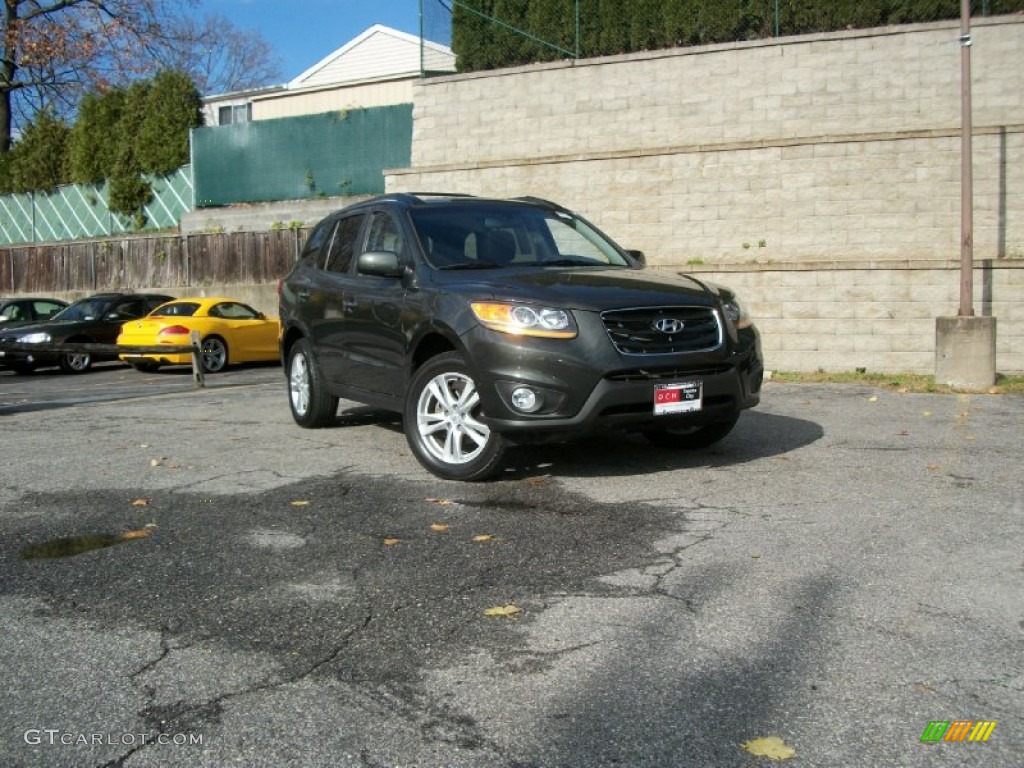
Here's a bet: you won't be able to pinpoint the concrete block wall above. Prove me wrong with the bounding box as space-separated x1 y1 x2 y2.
682 261 1022 373
387 17 1024 373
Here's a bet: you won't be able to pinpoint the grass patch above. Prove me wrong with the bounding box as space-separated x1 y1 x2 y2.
771 370 1024 395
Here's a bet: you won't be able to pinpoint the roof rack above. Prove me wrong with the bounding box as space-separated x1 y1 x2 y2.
405 192 477 199
510 195 567 212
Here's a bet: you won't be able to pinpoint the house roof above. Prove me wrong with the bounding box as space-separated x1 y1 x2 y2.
288 24 456 90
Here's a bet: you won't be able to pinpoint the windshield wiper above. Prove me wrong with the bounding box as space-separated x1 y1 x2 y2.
437 261 504 270
534 257 605 267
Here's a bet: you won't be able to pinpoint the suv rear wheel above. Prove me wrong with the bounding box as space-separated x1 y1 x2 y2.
405 352 505 481
287 339 338 428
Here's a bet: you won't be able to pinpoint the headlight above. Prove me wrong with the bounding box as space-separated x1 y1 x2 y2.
471 302 577 339
722 296 752 330
20 332 51 343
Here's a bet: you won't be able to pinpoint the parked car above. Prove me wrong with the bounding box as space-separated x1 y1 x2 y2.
0 297 69 328
279 193 763 481
117 297 280 373
0 292 174 374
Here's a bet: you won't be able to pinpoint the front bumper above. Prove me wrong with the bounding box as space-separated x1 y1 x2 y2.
461 315 763 442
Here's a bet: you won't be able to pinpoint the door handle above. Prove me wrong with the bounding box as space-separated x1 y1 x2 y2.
296 290 310 301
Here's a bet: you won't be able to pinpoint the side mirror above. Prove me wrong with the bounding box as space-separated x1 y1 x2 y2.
358 250 403 278
626 249 646 266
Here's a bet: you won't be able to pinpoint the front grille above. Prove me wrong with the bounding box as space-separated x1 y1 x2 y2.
605 364 732 382
601 306 722 355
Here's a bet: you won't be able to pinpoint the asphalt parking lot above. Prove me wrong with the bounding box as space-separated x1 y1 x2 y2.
1 364 1022 767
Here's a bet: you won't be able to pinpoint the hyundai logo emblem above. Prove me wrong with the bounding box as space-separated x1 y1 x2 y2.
652 318 685 334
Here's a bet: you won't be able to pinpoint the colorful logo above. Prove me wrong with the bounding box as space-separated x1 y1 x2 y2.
921 721 997 743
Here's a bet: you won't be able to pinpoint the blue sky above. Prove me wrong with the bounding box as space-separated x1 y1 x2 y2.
201 0 443 82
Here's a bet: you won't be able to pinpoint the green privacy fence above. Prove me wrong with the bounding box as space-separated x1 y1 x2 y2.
191 104 413 206
0 166 194 246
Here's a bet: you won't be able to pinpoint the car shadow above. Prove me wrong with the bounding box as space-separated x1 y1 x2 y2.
495 410 824 480
322 407 823 480
143 360 282 376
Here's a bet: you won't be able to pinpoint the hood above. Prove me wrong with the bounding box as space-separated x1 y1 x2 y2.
1 318 103 340
435 267 720 312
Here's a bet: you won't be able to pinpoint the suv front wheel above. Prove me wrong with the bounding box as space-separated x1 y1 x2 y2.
287 339 338 428
404 352 505 481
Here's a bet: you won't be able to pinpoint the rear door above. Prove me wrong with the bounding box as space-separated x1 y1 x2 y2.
335 210 413 397
309 213 366 385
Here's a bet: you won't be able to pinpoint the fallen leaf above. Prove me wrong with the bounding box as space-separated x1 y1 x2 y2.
867 396 878 402
741 736 796 761
429 523 450 532
897 430 908 436
426 498 453 506
382 537 401 546
927 463 941 472
915 682 936 694
121 528 153 541
472 534 494 542
150 458 162 467
290 500 311 507
964 435 975 441
131 498 149 507
988 386 1000 394
484 604 521 617
525 475 550 486
922 411 932 417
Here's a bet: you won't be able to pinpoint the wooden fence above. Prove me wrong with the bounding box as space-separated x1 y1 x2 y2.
0 228 309 294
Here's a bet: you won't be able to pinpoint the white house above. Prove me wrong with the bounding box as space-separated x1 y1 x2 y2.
202 25 456 125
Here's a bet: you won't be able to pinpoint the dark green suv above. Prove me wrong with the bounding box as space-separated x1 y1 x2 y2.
279 194 762 480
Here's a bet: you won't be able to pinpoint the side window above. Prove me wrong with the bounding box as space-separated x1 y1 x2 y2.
212 302 258 319
325 214 365 274
365 212 405 257
299 218 336 269
114 299 145 318
34 301 63 319
5 304 24 321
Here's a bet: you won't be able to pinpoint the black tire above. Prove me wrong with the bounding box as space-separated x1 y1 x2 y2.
404 352 505 481
201 336 228 373
131 361 161 373
287 338 338 428
60 350 92 373
643 412 741 450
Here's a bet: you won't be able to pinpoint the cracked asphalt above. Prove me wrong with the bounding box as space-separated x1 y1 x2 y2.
1 364 1022 767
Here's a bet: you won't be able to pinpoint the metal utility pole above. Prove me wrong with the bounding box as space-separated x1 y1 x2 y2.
959 0 974 317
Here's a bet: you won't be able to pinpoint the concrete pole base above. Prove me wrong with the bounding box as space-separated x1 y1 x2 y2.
935 316 996 389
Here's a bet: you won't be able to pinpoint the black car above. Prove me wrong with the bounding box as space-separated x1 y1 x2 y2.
0 292 175 374
279 194 763 481
0 297 68 327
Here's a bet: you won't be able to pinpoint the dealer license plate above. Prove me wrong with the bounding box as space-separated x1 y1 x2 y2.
653 381 702 415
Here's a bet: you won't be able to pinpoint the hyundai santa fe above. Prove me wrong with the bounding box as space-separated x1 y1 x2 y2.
278 193 763 481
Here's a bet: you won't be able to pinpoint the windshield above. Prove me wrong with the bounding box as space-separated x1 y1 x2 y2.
409 203 630 270
51 297 113 322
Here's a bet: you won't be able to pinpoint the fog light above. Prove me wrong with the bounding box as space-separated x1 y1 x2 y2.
510 386 540 413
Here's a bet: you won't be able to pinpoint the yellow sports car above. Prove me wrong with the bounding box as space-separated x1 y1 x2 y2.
117 297 280 373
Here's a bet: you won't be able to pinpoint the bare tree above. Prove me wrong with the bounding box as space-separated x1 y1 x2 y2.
1 1 282 153
151 13 284 97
